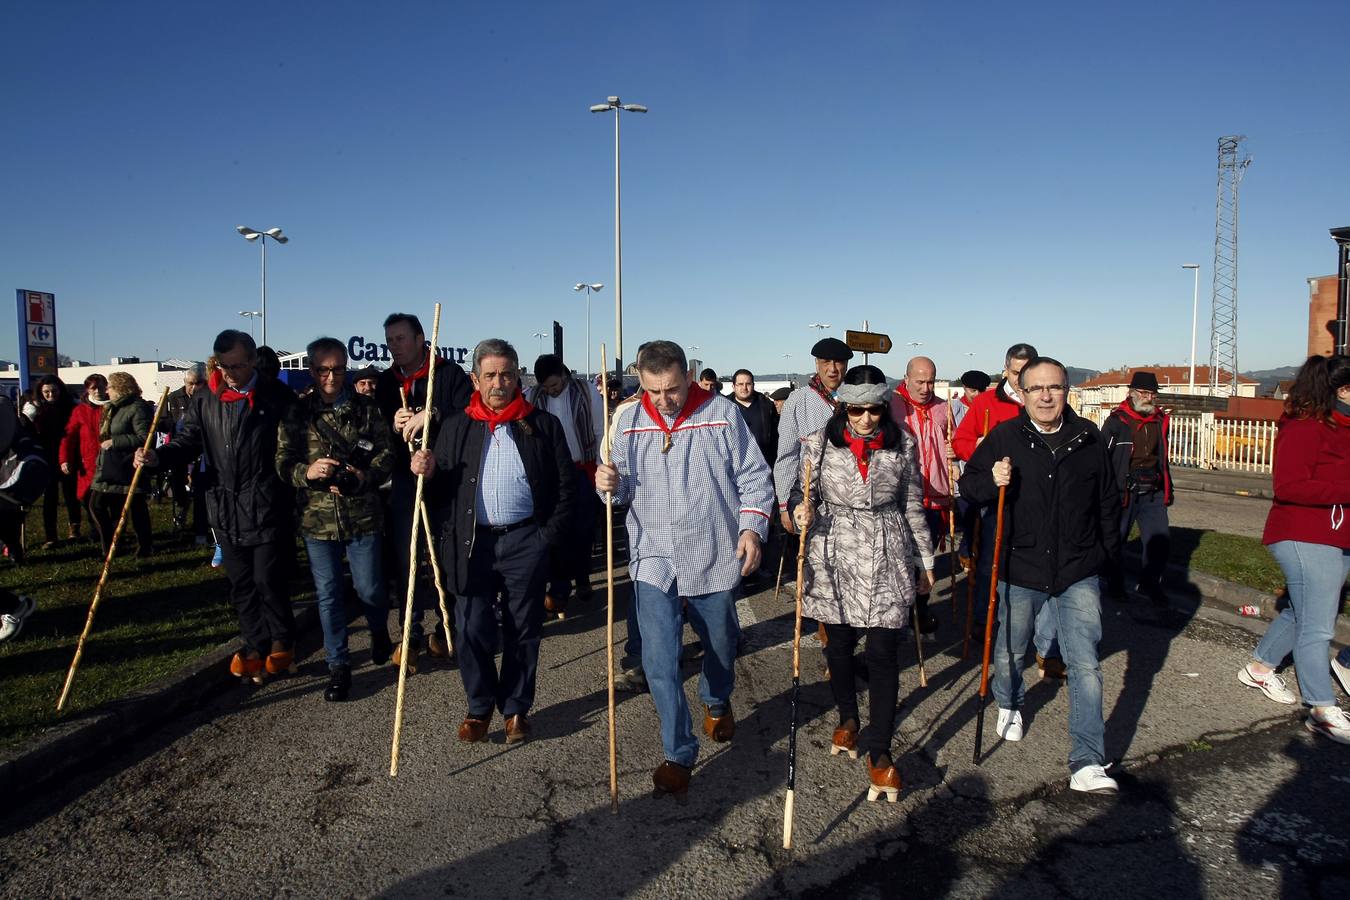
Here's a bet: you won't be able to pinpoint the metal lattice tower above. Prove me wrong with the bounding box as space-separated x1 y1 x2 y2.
1208 135 1251 397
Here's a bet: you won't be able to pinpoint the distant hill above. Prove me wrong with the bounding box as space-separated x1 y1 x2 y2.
1241 365 1301 396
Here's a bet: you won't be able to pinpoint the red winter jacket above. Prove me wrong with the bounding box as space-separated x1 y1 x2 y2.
1262 412 1350 549
952 379 1023 462
59 400 103 500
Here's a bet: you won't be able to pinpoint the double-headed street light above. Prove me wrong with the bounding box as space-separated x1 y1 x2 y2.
573 282 604 377
532 331 548 357
590 96 647 375
236 226 288 347
238 310 262 340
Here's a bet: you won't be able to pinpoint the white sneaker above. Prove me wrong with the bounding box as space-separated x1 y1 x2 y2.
1331 654 1350 699
1069 764 1119 794
1306 706 1350 745
1238 663 1298 705
996 708 1023 742
0 595 36 643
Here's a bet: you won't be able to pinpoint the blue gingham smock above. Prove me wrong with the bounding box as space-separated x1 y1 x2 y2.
604 392 774 596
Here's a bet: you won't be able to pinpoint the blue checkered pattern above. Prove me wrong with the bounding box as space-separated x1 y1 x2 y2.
773 386 836 509
605 393 773 595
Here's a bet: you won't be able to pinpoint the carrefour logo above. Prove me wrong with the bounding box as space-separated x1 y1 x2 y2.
347 336 470 365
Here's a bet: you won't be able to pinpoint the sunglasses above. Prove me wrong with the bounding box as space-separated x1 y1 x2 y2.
846 405 883 416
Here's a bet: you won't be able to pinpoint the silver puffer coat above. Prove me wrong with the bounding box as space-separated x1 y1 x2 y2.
796 429 935 629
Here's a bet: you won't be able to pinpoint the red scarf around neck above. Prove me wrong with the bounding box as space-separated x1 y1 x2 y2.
209 369 254 408
897 382 936 414
641 383 710 452
808 374 839 410
398 352 432 398
466 390 533 432
843 428 886 481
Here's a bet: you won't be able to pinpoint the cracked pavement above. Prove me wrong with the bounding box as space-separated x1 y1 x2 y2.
0 558 1345 898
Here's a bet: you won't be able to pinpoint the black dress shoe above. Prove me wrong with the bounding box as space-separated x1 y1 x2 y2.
370 630 393 666
324 665 352 702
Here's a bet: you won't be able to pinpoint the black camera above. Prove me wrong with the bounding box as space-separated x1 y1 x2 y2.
318 438 376 495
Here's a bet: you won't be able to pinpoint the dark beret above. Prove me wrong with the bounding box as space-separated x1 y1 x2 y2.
769 386 791 401
958 369 992 392
810 337 854 362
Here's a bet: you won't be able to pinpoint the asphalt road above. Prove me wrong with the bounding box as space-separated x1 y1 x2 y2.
2 553 1342 898
1168 488 1271 541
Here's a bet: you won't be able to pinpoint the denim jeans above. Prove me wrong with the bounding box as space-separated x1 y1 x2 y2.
1119 489 1171 591
975 506 1059 657
635 581 739 767
305 533 387 670
1255 541 1350 707
992 577 1106 772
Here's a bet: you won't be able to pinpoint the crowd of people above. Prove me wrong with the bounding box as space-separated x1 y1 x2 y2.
1 319 1346 807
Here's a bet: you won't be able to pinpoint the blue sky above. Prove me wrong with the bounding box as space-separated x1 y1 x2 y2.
4 1 1347 380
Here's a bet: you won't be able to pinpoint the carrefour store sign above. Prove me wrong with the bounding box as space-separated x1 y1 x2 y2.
346 335 470 366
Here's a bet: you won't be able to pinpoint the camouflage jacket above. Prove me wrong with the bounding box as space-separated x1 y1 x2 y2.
276 390 394 540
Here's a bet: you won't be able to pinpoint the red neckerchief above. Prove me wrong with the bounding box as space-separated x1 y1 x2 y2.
641 383 711 453
209 369 254 409
843 428 886 481
465 390 534 432
398 352 431 398
897 381 940 506
808 375 839 411
1116 398 1161 423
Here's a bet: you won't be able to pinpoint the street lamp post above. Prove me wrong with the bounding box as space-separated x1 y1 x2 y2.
590 96 647 375
1182 263 1200 393
236 226 288 347
573 283 604 377
532 331 548 358
238 310 262 340
808 322 831 330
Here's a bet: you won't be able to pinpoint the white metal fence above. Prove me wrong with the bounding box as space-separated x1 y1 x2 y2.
1083 409 1276 474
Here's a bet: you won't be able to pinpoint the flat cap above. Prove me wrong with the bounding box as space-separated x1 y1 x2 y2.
810 337 853 362
351 365 381 383
769 386 792 401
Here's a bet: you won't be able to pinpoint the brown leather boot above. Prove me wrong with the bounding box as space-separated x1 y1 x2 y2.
702 705 735 742
830 719 859 758
457 716 490 743
652 761 691 804
866 753 902 803
543 593 567 619
504 714 530 744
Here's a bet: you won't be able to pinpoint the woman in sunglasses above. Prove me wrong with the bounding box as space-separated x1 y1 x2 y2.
790 364 935 802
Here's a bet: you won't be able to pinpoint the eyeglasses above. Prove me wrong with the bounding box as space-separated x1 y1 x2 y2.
314 366 348 378
1021 384 1067 397
846 405 884 416
219 362 253 373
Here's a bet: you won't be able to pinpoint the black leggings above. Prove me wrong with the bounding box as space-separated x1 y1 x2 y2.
822 623 902 761
90 490 153 557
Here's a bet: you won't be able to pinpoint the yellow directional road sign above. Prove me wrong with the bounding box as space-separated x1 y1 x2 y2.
845 330 892 354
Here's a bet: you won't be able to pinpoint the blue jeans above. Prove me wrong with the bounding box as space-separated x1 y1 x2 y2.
992 577 1106 773
635 581 739 767
305 533 387 670
1255 541 1350 707
1119 489 1170 591
975 506 1059 657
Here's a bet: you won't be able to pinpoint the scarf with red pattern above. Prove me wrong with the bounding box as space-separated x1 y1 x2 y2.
398 352 431 398
808 374 839 411
843 427 886 481
641 383 711 453
208 369 254 408
466 390 534 432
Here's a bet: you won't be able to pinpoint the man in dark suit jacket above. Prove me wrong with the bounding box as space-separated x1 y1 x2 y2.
411 338 575 745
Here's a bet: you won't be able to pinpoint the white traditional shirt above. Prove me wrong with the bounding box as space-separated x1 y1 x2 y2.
604 391 773 595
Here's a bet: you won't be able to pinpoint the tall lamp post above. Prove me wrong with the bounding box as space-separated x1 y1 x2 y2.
532 331 548 358
236 226 288 347
1182 263 1200 393
573 282 604 377
590 96 647 375
238 310 262 340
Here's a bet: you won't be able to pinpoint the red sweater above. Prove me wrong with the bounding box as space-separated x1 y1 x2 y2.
952 379 1023 462
1262 412 1350 549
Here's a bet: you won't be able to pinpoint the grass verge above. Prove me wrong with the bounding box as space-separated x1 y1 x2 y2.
0 498 311 750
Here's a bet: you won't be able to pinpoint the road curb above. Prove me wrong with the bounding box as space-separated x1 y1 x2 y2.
0 600 319 804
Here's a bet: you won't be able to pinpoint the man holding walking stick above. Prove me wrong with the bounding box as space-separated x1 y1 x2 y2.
595 340 773 803
958 356 1121 794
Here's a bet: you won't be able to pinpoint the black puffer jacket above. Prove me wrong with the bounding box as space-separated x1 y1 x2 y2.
426 406 576 595
958 407 1120 595
154 375 296 546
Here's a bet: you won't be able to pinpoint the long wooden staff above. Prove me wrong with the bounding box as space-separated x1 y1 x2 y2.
973 479 1007 765
600 346 618 814
399 385 455 658
58 386 170 711
390 302 441 777
962 408 990 659
783 460 813 850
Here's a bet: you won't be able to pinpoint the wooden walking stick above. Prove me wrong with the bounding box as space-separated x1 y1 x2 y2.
972 480 1007 765
400 385 455 657
962 408 990 660
600 347 619 814
783 460 813 850
390 302 441 777
58 386 170 711
913 601 929 688
772 533 788 604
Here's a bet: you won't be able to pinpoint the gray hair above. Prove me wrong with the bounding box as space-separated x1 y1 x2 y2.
635 340 687 376
183 363 205 384
472 338 519 374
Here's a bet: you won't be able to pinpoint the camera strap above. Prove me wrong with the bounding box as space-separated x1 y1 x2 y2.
311 408 356 460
